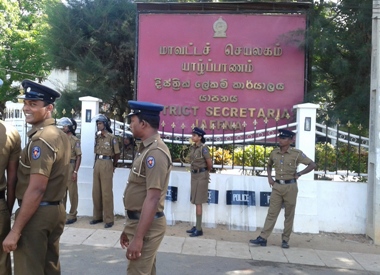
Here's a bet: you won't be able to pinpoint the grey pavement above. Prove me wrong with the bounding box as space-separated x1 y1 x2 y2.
60 226 380 274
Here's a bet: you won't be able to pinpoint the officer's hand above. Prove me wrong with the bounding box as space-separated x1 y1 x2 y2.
2 230 21 253
120 231 129 249
268 178 275 187
71 172 77 182
126 237 143 261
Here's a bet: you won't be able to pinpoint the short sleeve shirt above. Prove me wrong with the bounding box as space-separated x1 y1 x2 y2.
0 121 21 191
94 132 120 156
268 147 312 180
70 135 82 160
16 118 71 202
124 133 172 212
188 144 211 170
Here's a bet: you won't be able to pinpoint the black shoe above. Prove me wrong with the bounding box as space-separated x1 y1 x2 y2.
186 226 196 233
282 240 289 249
189 229 203 237
249 236 267 246
104 222 114 228
89 219 103 225
65 218 77 225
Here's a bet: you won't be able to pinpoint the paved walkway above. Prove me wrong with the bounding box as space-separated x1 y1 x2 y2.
60 226 380 273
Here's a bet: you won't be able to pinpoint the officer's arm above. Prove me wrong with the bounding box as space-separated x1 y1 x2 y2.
6 160 18 214
10 174 47 235
206 158 213 172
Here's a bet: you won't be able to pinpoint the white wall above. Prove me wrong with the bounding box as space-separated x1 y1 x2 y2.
72 167 367 234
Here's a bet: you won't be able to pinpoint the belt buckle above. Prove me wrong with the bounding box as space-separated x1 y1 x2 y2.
279 180 285 184
99 155 103 159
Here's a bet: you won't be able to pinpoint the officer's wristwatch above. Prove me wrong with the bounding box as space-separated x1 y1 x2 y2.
296 172 301 177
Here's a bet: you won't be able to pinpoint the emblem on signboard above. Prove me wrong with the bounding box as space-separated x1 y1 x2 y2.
213 17 227 38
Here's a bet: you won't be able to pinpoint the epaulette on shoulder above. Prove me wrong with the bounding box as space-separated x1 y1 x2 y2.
31 125 59 141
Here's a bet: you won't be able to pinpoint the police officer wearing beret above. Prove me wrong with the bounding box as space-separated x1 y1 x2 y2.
90 114 120 228
2 79 71 274
186 127 212 237
0 119 21 275
58 117 82 225
250 129 316 249
120 100 172 275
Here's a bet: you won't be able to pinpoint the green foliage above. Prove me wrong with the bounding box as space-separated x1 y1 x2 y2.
315 142 368 174
43 0 136 121
307 0 372 129
234 145 273 167
209 146 232 166
233 145 274 175
0 0 56 112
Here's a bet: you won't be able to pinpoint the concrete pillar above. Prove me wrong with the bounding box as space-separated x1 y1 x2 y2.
367 0 380 245
79 96 102 168
293 103 319 181
292 103 319 234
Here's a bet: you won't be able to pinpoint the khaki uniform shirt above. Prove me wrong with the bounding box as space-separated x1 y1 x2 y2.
268 147 312 180
16 118 71 201
121 145 136 160
70 135 82 160
124 133 172 212
188 144 211 170
0 121 21 191
94 132 120 156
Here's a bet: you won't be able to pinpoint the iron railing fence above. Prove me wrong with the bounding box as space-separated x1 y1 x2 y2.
5 106 369 181
315 121 369 181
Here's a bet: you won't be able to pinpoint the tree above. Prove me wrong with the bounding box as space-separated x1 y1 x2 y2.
307 0 372 132
44 0 136 121
0 0 56 114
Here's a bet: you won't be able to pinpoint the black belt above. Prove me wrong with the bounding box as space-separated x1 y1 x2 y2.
18 200 61 207
0 190 4 199
126 210 164 220
70 159 76 163
276 179 297 184
191 167 207 174
96 154 112 160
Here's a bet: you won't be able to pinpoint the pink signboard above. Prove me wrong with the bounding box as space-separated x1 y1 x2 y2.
137 13 306 133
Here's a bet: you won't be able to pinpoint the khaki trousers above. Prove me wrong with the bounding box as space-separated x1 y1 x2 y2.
92 159 114 223
123 216 166 275
13 204 65 275
260 182 298 242
0 200 11 275
63 163 78 219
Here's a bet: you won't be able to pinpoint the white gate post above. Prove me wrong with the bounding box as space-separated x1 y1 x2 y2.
79 96 102 167
292 103 319 234
293 103 319 180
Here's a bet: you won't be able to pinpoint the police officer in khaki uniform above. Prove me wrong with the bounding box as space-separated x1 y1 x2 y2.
250 129 316 249
2 79 71 275
58 117 82 224
119 131 136 167
120 100 172 275
186 127 212 237
0 120 21 275
90 114 120 228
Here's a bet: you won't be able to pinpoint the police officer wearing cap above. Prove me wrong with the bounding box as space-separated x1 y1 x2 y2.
0 120 21 275
2 79 71 274
120 100 172 275
250 129 316 249
186 127 212 237
90 114 120 228
58 117 82 225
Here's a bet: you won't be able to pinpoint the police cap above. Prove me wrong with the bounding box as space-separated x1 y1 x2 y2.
19 79 61 104
278 129 295 138
127 100 164 117
192 127 206 136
